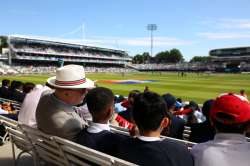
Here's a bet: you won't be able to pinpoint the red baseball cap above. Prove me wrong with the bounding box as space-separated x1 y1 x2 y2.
210 93 250 124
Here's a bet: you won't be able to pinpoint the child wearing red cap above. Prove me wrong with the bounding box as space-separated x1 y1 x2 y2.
191 93 250 166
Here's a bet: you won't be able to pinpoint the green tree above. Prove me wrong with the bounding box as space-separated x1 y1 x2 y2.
169 48 184 63
189 56 211 63
132 52 151 64
0 36 8 54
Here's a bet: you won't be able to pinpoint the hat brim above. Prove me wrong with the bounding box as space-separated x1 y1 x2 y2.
47 76 95 89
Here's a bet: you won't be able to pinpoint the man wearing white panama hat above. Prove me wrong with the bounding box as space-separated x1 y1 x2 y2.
36 65 95 141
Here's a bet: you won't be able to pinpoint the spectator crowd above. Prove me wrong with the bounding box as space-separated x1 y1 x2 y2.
0 64 249 166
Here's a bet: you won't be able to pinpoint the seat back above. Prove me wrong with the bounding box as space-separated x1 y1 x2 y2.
5 124 33 152
110 123 196 149
0 115 18 143
20 124 69 166
110 124 129 136
54 136 137 166
183 126 191 141
1 115 31 150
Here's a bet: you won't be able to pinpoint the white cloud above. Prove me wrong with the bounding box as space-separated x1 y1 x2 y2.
199 18 250 30
217 18 250 29
197 32 250 39
67 36 194 47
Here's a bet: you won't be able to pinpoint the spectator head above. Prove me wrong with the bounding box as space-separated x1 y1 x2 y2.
240 89 247 98
10 81 23 91
162 93 176 111
9 80 17 91
176 98 182 103
133 91 170 135
47 65 95 105
144 86 149 92
2 79 10 87
86 87 114 123
23 82 35 94
128 90 140 105
119 95 125 102
210 93 250 134
188 101 200 112
202 99 214 119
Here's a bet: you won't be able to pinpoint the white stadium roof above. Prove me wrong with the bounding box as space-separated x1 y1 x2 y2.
9 34 127 53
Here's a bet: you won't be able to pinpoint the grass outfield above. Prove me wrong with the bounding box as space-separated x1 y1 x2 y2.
1 72 250 103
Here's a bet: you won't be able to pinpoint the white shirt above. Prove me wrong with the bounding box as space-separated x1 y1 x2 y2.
137 136 161 142
87 122 110 133
18 85 50 128
191 133 250 166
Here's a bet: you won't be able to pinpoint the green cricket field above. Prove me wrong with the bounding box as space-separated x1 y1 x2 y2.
1 72 249 104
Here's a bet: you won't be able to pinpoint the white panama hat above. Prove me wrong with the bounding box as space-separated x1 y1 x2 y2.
47 65 94 89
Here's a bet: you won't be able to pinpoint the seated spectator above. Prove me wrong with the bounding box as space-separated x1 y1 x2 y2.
189 99 215 143
18 84 51 128
77 87 125 156
0 79 10 98
117 91 193 166
22 82 35 94
162 93 185 139
191 93 250 166
8 80 25 102
36 65 94 141
240 89 248 99
118 90 140 122
189 101 205 123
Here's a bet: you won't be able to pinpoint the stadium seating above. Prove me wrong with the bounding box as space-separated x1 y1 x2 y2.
1 116 137 166
183 126 191 141
0 115 35 166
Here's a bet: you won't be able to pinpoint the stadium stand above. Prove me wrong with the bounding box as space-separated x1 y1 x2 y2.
6 35 131 67
0 115 137 166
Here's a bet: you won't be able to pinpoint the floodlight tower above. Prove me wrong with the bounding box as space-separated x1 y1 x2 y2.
147 24 157 57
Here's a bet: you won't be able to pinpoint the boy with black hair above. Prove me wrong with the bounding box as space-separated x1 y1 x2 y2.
162 93 185 139
117 91 193 166
0 79 10 99
77 87 124 156
191 93 250 166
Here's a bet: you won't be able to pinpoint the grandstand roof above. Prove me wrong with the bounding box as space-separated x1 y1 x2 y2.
210 46 250 57
8 34 127 55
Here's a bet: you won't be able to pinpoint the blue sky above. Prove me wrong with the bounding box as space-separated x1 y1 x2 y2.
1 0 250 61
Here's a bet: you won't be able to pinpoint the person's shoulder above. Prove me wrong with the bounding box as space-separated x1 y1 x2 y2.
160 138 192 156
191 140 213 154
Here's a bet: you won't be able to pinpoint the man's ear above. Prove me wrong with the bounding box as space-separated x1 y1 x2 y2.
106 105 114 119
161 117 170 129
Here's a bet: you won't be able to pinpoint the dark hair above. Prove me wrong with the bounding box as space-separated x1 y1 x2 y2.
9 80 17 91
212 118 249 134
23 82 35 93
128 90 140 99
86 87 114 118
202 99 214 118
176 98 182 103
162 93 176 110
132 91 170 131
2 79 10 87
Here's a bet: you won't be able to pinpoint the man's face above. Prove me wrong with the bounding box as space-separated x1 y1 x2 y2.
67 88 87 105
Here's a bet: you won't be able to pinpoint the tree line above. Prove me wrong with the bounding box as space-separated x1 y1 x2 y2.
132 48 211 64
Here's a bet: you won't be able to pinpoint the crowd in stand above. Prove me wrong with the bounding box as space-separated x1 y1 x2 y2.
0 64 136 75
132 63 250 72
0 64 250 166
132 63 216 71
